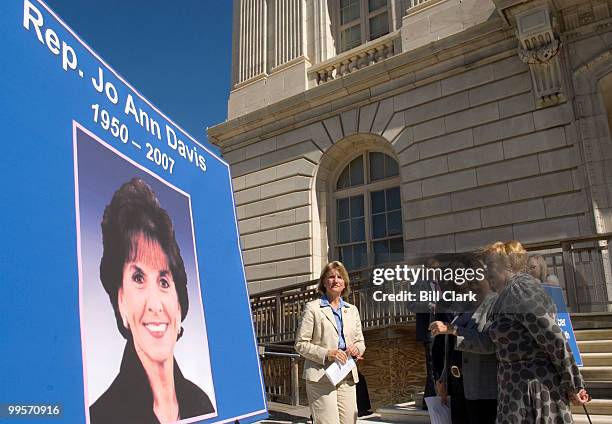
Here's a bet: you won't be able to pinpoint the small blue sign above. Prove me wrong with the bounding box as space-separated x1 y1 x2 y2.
542 285 583 367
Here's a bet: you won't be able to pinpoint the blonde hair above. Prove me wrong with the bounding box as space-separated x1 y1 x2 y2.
482 240 528 273
317 261 351 297
528 254 548 281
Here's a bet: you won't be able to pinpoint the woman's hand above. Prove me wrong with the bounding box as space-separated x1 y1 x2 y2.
327 349 348 364
435 380 448 405
569 388 590 406
346 344 361 359
429 321 455 336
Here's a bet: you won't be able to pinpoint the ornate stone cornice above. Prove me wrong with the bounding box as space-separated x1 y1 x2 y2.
494 1 567 108
518 37 561 63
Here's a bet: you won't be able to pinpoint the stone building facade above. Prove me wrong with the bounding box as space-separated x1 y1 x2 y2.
208 0 612 297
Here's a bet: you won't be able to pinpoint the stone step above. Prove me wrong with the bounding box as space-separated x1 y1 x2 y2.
580 366 612 381
577 340 612 353
575 329 612 341
376 402 430 424
582 353 612 367
585 381 612 399
376 403 612 423
573 413 612 423
572 399 612 415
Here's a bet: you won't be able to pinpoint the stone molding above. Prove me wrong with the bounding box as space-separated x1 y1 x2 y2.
209 18 510 148
513 4 566 108
561 0 612 41
572 51 612 235
517 37 560 64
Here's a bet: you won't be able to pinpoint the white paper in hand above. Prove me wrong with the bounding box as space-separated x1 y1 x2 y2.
324 357 356 385
424 396 451 424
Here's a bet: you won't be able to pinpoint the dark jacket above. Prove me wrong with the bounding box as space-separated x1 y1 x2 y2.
410 279 450 342
90 341 215 424
454 292 499 400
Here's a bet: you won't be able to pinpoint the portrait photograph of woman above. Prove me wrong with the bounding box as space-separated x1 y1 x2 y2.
73 124 216 424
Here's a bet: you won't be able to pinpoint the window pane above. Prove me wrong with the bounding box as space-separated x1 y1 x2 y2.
337 165 350 189
388 210 402 235
338 221 350 244
341 24 361 52
372 213 386 239
369 0 387 12
369 152 385 181
341 0 361 24
385 155 399 177
386 187 401 211
350 195 364 218
351 217 365 242
390 237 404 253
340 246 354 270
373 240 389 265
349 155 364 186
369 12 389 41
337 198 350 220
353 243 367 268
371 190 385 214
389 237 404 262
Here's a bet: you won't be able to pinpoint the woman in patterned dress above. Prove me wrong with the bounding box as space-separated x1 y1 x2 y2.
480 241 588 423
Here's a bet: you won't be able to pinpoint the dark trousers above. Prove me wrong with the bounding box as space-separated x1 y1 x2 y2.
356 372 372 416
449 374 468 424
465 399 497 424
423 341 436 399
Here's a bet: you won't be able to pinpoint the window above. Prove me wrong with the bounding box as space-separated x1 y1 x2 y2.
338 0 390 53
334 152 403 270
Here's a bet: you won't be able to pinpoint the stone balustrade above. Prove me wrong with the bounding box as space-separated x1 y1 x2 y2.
309 31 400 85
410 0 429 7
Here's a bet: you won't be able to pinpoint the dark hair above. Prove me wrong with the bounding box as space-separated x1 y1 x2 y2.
99 178 189 339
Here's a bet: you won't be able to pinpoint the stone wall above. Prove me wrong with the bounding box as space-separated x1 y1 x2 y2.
210 0 612 294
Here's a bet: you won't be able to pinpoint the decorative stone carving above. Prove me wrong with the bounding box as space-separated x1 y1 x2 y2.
310 33 398 85
518 37 561 64
515 5 566 108
561 0 612 41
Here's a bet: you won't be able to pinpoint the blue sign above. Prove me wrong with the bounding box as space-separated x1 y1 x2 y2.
542 285 583 367
0 1 267 423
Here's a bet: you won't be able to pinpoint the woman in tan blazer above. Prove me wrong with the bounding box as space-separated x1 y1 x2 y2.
295 261 366 424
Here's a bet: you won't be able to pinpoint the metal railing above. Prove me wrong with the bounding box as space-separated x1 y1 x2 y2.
250 234 612 345
251 266 418 345
258 345 301 406
525 234 612 313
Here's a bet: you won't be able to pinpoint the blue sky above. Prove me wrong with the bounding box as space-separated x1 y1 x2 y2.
44 0 233 144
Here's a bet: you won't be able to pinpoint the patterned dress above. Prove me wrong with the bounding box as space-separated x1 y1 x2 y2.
488 273 584 423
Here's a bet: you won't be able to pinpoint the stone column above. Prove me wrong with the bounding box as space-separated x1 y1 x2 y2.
235 0 267 85
272 0 305 68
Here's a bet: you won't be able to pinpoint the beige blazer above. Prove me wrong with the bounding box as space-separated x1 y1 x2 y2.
294 298 366 384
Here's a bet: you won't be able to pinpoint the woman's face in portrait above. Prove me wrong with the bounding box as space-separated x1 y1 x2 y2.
324 268 345 297
118 233 181 364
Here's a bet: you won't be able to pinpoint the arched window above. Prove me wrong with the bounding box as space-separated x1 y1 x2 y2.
333 151 403 270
